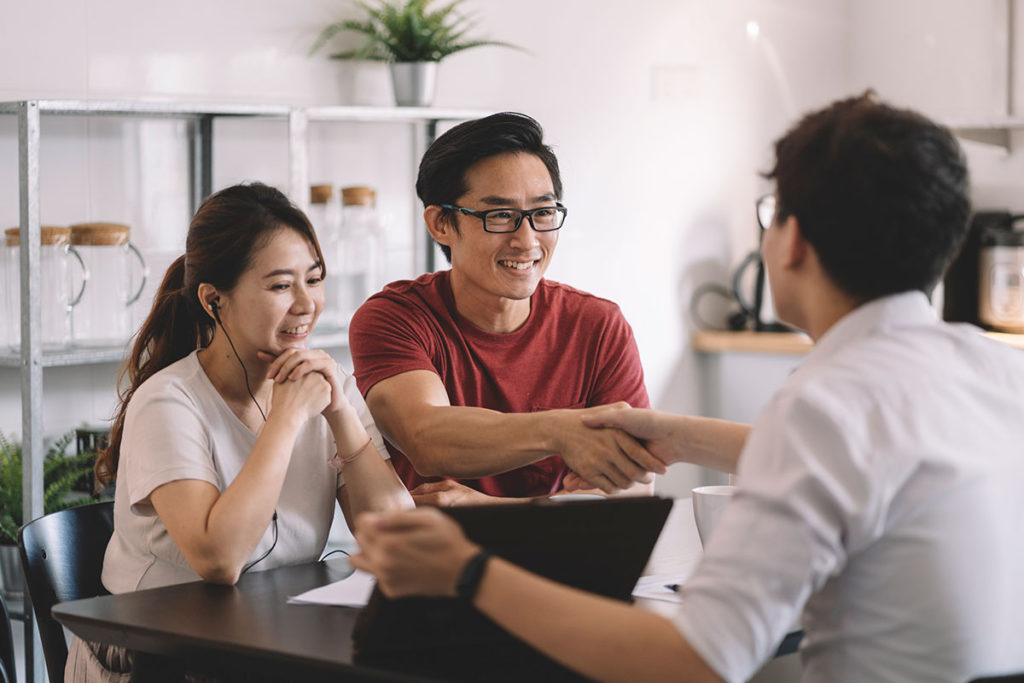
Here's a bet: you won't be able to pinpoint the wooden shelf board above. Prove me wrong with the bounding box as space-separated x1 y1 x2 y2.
693 329 1024 355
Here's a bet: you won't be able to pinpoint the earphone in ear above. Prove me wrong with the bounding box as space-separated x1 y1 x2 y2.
210 299 221 321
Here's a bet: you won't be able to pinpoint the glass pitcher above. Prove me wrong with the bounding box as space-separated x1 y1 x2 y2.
69 222 148 348
4 226 87 351
334 186 383 326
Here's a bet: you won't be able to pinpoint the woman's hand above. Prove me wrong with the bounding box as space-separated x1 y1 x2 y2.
259 349 351 422
268 369 331 425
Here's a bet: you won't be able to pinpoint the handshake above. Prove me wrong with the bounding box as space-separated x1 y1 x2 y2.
408 403 744 507
555 403 686 495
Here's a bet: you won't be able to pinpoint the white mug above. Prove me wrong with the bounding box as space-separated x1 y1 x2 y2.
692 485 737 547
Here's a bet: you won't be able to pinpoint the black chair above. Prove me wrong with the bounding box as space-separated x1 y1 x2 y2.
17 502 114 683
0 590 14 683
970 674 1024 682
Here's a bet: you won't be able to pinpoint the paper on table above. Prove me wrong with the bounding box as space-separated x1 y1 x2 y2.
632 573 692 603
288 569 376 607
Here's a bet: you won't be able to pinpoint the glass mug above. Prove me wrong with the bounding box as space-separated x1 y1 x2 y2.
69 222 148 348
4 226 88 351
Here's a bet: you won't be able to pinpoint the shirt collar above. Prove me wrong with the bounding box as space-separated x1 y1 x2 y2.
802 290 938 366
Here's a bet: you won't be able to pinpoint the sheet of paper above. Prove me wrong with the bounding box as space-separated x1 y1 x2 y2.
632 572 692 603
288 569 376 607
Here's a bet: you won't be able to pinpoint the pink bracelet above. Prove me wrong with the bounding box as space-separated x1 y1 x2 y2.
328 437 373 472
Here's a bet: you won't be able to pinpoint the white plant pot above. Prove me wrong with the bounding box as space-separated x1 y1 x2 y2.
390 62 438 107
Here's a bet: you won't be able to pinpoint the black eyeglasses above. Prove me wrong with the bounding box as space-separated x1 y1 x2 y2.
440 203 568 234
756 194 777 231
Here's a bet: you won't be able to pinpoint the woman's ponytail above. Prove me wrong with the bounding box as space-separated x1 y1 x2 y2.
95 255 210 489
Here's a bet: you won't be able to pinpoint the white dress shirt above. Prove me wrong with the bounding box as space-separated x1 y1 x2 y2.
673 292 1024 682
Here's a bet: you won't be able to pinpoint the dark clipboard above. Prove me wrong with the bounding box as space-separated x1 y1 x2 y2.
352 495 673 653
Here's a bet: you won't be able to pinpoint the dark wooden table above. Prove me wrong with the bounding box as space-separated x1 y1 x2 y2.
53 499 801 681
55 556 597 682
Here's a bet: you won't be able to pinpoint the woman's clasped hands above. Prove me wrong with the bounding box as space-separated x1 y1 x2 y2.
258 348 347 424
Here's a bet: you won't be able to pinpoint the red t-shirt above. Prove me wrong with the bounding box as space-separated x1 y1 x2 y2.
348 270 650 497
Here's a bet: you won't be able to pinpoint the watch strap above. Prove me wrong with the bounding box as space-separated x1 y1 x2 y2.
455 550 491 603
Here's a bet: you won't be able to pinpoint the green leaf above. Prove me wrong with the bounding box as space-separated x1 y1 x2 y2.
0 430 102 545
310 0 524 63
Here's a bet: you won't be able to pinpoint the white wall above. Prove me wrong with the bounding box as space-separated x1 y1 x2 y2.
445 0 850 408
0 0 854 496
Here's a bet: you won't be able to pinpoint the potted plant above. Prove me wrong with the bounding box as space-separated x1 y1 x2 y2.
310 0 521 106
0 430 99 600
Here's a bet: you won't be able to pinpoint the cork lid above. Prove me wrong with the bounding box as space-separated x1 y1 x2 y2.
341 186 375 206
310 184 333 205
69 222 131 246
5 226 71 246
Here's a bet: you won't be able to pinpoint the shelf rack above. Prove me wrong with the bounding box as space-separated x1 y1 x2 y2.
951 118 1024 153
0 98 485 682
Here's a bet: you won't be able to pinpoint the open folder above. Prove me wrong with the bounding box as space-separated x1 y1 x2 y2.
352 495 673 653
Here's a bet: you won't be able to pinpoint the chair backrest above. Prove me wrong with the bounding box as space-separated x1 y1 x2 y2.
17 502 114 683
970 674 1024 682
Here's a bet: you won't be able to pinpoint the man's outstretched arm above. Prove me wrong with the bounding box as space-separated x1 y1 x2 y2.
581 404 751 474
365 370 665 494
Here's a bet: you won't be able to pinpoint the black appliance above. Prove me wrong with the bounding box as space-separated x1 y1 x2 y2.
943 211 1013 326
731 242 790 332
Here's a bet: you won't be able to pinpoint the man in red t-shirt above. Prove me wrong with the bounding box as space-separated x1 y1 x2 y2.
348 113 665 503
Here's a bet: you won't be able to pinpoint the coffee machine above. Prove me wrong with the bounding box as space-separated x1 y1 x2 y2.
978 217 1024 332
943 210 1024 332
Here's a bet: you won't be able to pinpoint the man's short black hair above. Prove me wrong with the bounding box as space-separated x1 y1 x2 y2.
416 112 562 263
765 91 971 302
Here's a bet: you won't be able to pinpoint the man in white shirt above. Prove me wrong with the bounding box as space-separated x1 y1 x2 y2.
350 93 1024 682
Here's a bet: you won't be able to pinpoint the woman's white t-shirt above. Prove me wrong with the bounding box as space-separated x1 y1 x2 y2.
101 350 387 593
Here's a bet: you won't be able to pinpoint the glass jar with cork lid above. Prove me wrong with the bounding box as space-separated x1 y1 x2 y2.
4 226 87 351
309 184 337 233
68 222 147 348
336 186 383 325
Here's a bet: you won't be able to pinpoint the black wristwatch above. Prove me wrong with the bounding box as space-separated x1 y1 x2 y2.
455 550 491 603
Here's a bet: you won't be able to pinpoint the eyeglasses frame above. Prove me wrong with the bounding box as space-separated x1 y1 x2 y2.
439 202 568 234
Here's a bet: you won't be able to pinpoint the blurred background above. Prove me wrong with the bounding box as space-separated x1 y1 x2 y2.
1 0 1022 497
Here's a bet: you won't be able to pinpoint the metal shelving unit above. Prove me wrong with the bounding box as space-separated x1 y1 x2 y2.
1 98 484 682
951 119 1024 153
0 347 128 369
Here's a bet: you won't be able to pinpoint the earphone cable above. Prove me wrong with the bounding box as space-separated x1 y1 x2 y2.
241 511 278 575
319 548 351 562
214 313 268 422
212 306 277 574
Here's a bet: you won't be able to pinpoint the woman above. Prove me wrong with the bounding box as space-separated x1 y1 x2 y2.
69 182 412 680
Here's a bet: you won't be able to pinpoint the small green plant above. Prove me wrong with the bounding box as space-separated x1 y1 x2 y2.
0 430 98 545
310 0 521 63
